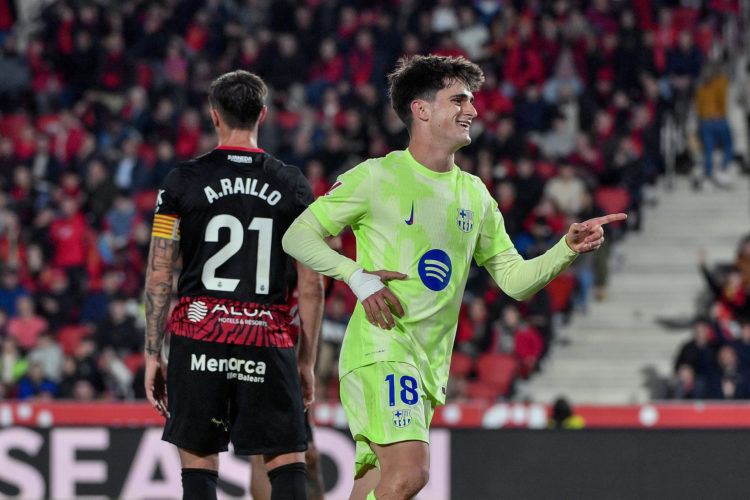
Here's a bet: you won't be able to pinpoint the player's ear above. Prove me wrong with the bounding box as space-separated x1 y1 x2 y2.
257 105 267 126
411 99 429 123
209 107 221 129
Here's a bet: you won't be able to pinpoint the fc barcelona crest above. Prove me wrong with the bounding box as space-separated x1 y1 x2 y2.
457 208 474 233
392 409 412 428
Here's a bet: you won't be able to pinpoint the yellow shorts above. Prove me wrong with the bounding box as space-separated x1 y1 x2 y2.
340 361 436 477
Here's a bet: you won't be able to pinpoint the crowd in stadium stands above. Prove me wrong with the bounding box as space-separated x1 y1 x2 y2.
0 0 741 402
668 234 750 399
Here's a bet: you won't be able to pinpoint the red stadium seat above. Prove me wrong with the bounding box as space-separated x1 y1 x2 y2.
465 380 499 400
450 351 474 378
134 189 159 214
594 186 629 228
545 271 578 314
56 325 92 356
475 352 518 397
0 113 29 141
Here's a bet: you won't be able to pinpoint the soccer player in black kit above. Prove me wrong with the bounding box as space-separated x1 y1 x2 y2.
143 70 323 500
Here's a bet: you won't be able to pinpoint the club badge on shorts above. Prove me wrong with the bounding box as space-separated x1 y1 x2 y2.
457 208 474 233
392 409 412 428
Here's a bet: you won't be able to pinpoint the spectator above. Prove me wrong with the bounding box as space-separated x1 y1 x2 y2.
666 364 696 399
152 140 177 187
82 158 117 227
36 267 76 327
456 297 490 357
515 83 550 134
543 162 587 217
735 234 750 289
548 396 585 429
113 135 149 193
69 336 105 394
732 321 750 374
17 362 57 399
674 317 718 399
7 295 48 351
699 249 750 323
47 193 92 290
511 157 546 218
95 295 141 357
264 32 307 92
694 60 733 188
26 330 64 382
0 335 26 394
100 190 141 262
307 37 344 106
0 35 30 107
98 346 134 399
706 345 750 399
494 180 524 236
0 267 28 316
56 355 79 399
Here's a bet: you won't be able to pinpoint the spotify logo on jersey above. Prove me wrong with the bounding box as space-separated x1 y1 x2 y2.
418 249 452 291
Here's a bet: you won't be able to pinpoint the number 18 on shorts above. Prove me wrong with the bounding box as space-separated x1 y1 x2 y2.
341 361 436 450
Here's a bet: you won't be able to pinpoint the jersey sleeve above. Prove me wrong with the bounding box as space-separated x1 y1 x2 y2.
307 161 371 236
473 182 514 266
152 167 182 240
293 170 315 212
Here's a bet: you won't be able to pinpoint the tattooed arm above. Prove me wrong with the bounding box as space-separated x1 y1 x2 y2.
144 235 180 416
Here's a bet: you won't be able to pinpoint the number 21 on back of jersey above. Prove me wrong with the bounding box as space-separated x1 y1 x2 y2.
201 214 272 294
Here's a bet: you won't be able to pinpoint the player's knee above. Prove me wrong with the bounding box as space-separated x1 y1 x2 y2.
389 464 429 497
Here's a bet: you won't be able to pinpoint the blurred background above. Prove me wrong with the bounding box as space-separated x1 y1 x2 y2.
0 0 749 499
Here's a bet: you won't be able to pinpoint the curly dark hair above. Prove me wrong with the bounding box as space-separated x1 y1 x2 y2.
208 70 268 130
387 54 485 131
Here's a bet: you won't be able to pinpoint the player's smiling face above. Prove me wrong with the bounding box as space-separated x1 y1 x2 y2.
428 80 477 150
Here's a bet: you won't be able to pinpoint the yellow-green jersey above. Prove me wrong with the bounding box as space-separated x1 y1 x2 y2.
308 149 513 404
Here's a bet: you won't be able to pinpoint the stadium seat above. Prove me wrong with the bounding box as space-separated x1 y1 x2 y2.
0 113 29 140
465 380 499 400
475 352 518 397
56 325 93 356
594 186 629 228
545 271 578 314
134 190 159 214
450 351 474 378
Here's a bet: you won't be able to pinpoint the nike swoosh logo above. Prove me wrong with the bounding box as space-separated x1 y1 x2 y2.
405 202 414 225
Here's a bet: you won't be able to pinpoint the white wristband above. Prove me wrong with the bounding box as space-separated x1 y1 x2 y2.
347 268 385 302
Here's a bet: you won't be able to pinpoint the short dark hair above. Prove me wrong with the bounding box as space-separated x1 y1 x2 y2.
387 54 485 130
208 70 268 130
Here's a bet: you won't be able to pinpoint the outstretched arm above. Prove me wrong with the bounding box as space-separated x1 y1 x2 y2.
143 236 180 416
486 213 626 301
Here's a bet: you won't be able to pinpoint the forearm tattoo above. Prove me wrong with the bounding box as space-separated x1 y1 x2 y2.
144 237 180 356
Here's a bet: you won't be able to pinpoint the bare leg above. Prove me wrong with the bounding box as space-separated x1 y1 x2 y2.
306 441 326 500
349 465 380 500
264 451 306 470
178 448 219 470
350 441 429 500
250 455 271 500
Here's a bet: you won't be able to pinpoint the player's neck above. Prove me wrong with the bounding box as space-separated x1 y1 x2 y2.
407 141 455 173
217 128 260 150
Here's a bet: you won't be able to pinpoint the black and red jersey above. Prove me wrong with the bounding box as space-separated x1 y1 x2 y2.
155 146 313 347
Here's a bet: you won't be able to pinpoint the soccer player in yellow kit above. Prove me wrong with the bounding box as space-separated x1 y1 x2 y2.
283 55 625 500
